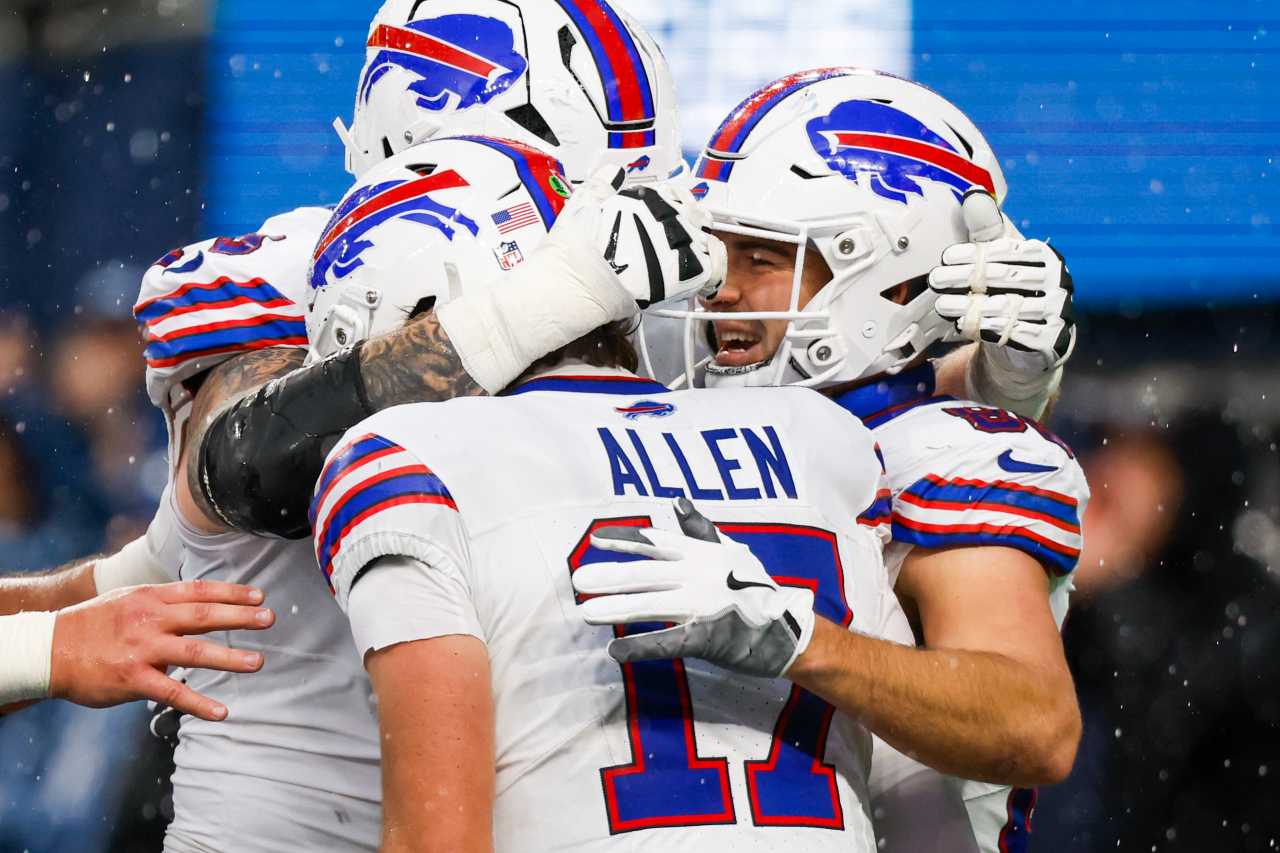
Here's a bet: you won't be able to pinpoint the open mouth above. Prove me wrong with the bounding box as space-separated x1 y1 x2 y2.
712 321 767 368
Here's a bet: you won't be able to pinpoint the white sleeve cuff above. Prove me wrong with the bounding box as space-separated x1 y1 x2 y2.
346 555 484 661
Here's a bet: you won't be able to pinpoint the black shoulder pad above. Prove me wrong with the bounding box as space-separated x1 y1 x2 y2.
199 344 374 539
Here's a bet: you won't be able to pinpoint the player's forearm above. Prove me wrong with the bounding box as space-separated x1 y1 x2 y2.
933 346 1061 421
189 313 485 538
788 617 1080 786
0 560 98 616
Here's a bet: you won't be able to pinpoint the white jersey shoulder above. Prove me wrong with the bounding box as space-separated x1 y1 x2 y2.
873 396 1088 603
836 367 1086 853
312 372 892 852
134 206 331 411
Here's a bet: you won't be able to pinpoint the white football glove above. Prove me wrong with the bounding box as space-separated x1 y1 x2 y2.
930 191 1077 374
554 168 727 309
573 499 815 679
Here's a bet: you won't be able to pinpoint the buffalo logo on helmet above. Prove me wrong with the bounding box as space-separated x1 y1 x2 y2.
310 169 480 289
615 400 676 420
360 15 528 113
806 100 996 205
690 181 710 200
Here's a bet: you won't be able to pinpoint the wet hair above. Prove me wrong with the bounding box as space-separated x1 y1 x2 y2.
526 322 639 376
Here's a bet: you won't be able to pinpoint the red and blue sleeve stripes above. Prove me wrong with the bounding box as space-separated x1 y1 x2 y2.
554 0 655 149
997 787 1037 853
134 277 307 369
311 434 457 581
696 67 850 182
857 488 893 529
892 474 1081 575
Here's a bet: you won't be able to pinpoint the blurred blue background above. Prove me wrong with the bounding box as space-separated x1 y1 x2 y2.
204 0 1278 310
0 1 1276 851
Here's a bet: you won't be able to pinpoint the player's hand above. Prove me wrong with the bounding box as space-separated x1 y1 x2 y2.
572 498 815 678
49 581 275 721
553 167 727 309
930 190 1077 374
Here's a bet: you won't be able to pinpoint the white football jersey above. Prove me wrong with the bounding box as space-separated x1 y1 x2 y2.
134 209 383 853
830 362 1089 853
157 481 382 853
133 207 328 460
312 366 901 852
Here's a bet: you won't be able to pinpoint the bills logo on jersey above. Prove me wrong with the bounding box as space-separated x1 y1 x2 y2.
626 155 651 175
690 181 710 200
615 400 676 420
360 16 527 112
806 100 996 204
310 170 480 289
495 240 524 270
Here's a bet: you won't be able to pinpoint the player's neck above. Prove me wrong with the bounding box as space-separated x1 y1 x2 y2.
505 357 634 393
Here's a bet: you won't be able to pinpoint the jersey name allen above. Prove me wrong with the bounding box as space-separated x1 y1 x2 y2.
597 425 798 502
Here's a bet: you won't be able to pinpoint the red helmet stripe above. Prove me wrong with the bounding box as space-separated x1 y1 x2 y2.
828 131 995 194
367 24 504 80
314 169 470 261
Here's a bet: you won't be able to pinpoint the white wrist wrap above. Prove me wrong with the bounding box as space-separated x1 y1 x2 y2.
436 238 634 395
968 344 1063 421
93 534 171 593
0 611 56 704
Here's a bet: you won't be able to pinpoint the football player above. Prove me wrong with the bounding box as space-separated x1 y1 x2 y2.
575 68 1087 853
309 134 901 853
9 4 716 852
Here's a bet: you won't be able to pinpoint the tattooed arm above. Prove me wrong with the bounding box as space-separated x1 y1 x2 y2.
180 312 484 536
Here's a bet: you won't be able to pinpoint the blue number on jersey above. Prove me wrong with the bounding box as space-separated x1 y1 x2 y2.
568 519 852 833
569 517 735 833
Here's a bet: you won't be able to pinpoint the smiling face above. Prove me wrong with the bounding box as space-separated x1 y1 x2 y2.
704 232 833 370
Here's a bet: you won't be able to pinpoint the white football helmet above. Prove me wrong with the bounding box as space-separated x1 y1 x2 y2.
653 67 1007 389
306 135 572 359
337 0 682 185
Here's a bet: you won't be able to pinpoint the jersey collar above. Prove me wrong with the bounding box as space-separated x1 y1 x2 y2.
505 362 671 397
830 362 952 428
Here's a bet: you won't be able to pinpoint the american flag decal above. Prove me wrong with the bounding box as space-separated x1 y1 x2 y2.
492 201 540 234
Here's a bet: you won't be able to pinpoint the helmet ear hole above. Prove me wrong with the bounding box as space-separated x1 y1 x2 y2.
505 104 561 148
408 296 437 321
879 274 929 306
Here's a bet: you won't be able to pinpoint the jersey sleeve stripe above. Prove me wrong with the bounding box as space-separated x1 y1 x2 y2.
143 320 308 365
892 516 1079 575
897 491 1080 534
315 468 457 578
146 313 307 344
310 435 404 526
144 336 309 369
908 475 1079 526
134 277 288 322
142 294 298 326
857 489 893 527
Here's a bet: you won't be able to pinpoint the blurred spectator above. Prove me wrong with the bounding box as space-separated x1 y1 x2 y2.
1040 413 1280 851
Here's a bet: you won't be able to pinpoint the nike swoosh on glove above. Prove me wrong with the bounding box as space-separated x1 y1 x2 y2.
572 498 815 679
